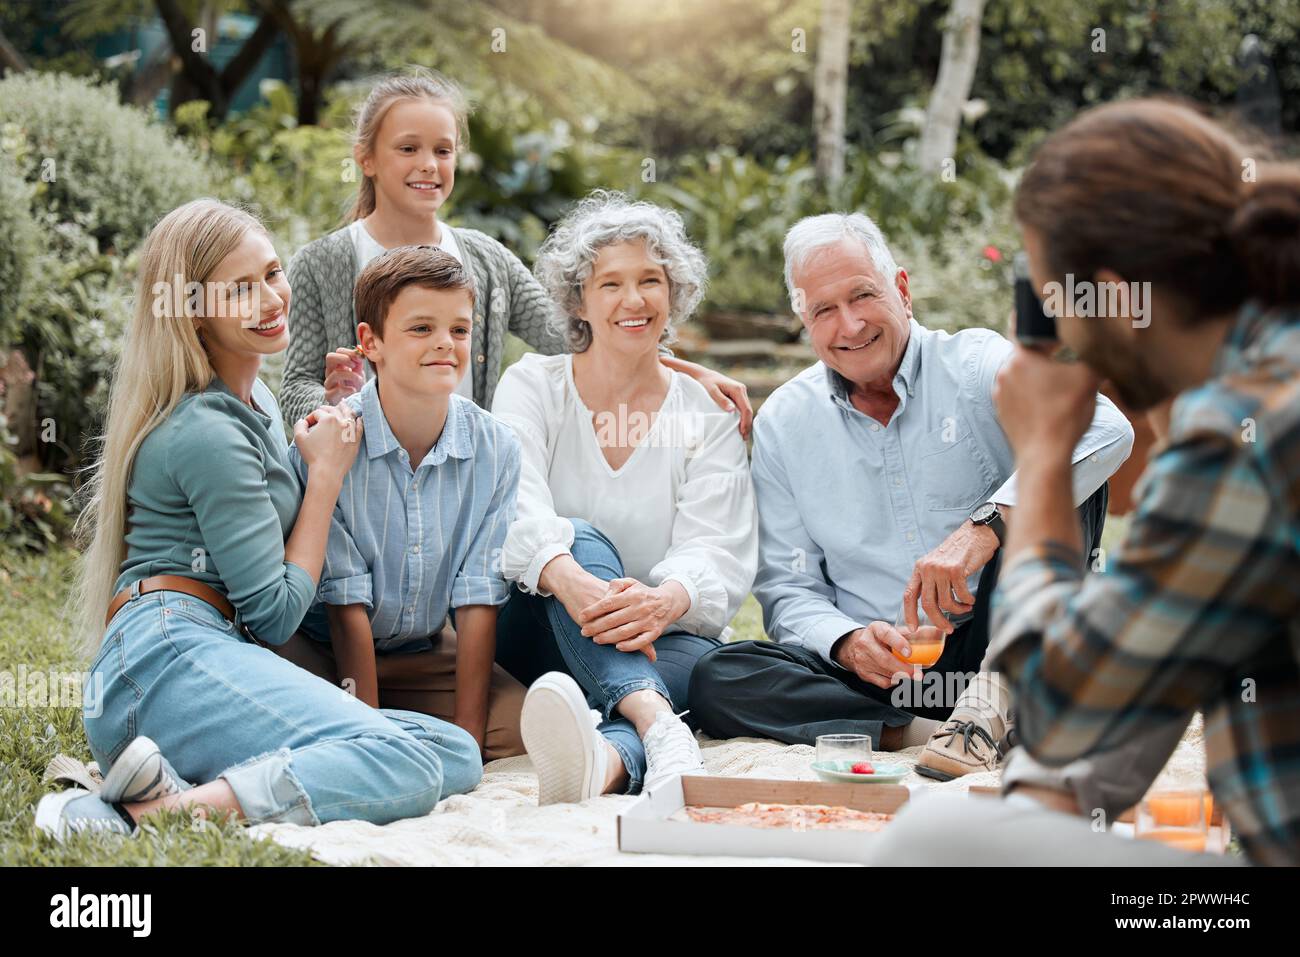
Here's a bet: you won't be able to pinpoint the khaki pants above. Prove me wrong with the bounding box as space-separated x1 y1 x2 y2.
1001 717 1192 821
272 628 526 760
861 791 1240 866
867 720 1242 866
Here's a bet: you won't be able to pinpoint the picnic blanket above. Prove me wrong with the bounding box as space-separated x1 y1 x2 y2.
247 715 1207 866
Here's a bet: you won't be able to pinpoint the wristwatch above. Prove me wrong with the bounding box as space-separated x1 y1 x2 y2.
969 501 1005 544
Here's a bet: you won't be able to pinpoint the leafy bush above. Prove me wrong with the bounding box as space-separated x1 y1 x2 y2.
0 428 74 551
898 222 1019 334
0 72 214 252
0 147 39 347
647 150 817 313
453 92 611 261
0 73 220 550
641 138 1015 317
173 81 355 253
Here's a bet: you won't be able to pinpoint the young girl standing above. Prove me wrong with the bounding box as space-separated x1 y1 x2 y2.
37 199 482 839
279 70 753 433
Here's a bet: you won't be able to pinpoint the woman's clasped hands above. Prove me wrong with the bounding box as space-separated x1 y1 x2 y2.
575 578 692 663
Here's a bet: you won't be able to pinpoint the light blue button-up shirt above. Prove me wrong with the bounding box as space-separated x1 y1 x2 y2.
289 378 521 653
752 318 1134 666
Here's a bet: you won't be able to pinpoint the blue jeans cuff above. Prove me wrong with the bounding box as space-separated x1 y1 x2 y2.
604 734 644 795
219 747 321 826
602 678 671 721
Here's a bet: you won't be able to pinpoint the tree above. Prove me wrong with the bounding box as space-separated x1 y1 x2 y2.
919 0 987 172
263 0 352 126
155 0 280 121
61 0 379 125
814 0 851 188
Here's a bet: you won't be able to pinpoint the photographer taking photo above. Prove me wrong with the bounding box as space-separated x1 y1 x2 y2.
865 97 1300 866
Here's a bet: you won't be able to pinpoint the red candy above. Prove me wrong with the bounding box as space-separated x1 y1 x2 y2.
850 762 875 774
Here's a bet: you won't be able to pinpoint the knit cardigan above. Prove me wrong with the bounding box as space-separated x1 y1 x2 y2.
279 224 569 429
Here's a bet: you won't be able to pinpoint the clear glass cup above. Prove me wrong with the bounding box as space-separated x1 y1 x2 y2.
892 601 947 667
1135 789 1209 853
816 733 873 768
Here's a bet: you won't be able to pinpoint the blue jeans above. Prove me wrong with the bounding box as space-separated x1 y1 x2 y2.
82 586 482 826
495 519 720 794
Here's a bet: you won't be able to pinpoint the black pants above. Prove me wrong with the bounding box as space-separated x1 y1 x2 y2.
688 485 1109 747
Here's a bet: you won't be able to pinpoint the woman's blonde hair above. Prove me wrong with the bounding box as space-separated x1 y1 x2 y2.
347 69 471 224
70 198 266 658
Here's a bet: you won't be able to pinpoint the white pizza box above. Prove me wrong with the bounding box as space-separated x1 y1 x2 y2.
617 774 910 864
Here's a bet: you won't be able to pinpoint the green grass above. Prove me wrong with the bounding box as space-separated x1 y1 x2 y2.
726 593 765 643
0 546 322 866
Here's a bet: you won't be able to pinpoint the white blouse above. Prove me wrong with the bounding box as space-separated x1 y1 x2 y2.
492 353 758 638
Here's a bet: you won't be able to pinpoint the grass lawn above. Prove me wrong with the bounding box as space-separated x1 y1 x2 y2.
0 546 322 866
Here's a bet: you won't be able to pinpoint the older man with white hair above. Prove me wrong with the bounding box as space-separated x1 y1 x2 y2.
689 212 1134 779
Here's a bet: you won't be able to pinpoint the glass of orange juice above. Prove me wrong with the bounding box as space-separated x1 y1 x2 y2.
1135 789 1208 853
893 625 946 667
892 602 946 667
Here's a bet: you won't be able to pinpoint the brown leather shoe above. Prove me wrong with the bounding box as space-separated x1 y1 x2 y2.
915 720 1005 781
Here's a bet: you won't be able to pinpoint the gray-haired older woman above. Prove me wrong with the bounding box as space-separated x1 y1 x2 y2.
491 191 758 803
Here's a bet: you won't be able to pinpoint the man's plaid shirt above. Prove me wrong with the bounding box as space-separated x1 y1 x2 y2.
989 301 1300 865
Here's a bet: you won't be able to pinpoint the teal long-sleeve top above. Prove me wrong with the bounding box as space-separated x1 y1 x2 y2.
114 375 315 645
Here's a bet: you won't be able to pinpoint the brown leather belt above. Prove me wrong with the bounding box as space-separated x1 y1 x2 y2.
104 574 266 646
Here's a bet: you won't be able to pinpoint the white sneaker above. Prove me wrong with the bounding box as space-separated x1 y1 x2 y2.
99 736 189 804
521 673 608 806
642 711 706 794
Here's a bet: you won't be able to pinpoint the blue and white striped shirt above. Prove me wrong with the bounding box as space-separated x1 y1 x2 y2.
289 378 521 653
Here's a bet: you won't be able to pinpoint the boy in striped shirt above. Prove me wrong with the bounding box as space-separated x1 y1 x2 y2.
284 245 525 759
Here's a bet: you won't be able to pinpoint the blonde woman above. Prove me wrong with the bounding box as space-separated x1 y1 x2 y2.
279 70 754 433
35 199 482 839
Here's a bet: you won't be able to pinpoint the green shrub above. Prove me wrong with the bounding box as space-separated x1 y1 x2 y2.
898 222 1019 335
647 150 817 313
0 147 39 346
0 140 76 552
451 90 606 262
0 73 218 543
0 430 74 552
0 69 218 370
641 142 1016 318
173 81 354 253
0 72 215 252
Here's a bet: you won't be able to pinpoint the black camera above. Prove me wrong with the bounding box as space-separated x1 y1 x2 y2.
1013 251 1058 345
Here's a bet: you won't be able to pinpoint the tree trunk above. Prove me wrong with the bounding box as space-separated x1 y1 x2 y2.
290 25 339 127
127 48 176 108
274 12 349 128
918 0 986 173
155 0 280 121
813 0 851 190
168 64 205 118
156 0 226 116
1 349 37 460
297 67 321 126
0 26 29 74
